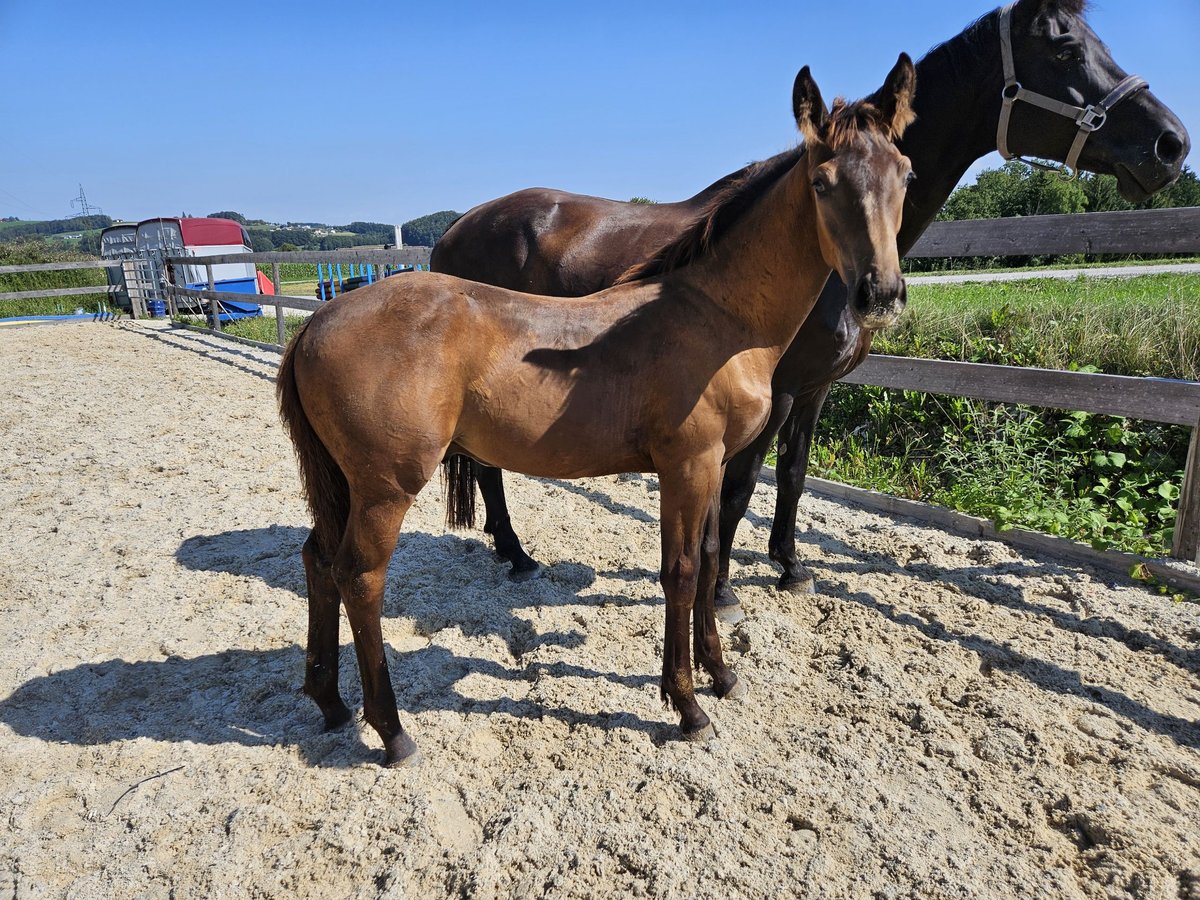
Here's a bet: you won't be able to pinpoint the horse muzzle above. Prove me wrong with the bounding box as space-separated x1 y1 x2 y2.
1111 125 1191 202
850 270 907 331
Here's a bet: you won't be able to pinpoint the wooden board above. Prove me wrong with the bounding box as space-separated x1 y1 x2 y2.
164 248 431 267
0 285 119 301
907 207 1200 258
0 260 124 274
798 475 1200 594
840 354 1200 426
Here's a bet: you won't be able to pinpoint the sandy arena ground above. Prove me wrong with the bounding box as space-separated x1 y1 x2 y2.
1 320 1198 899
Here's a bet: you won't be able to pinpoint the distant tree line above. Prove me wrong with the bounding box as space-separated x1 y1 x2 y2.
203 210 461 252
938 161 1200 221
0 215 112 241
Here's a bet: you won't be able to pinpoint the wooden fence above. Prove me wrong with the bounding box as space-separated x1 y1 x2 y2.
837 206 1200 568
163 248 431 346
0 259 124 305
162 214 1200 572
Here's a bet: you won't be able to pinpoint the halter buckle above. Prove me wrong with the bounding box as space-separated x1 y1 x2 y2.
1075 104 1107 132
1001 82 1022 102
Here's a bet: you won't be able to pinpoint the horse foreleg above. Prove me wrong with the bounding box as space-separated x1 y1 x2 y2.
302 533 352 730
477 464 541 581
694 482 746 700
333 494 419 767
658 460 721 741
714 394 795 621
768 384 829 595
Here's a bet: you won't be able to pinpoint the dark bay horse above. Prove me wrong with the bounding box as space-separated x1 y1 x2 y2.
430 0 1191 618
278 59 917 766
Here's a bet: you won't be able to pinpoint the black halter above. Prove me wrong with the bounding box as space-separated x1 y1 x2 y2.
996 2 1148 178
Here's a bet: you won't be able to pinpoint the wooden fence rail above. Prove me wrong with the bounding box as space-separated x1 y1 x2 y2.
0 259 125 305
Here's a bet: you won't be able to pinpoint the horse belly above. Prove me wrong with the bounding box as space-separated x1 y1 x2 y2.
456 385 651 479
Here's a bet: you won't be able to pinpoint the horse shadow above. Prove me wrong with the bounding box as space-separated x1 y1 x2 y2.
0 640 667 770
785 525 1200 678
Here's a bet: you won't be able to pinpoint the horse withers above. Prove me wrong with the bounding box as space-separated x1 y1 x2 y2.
278 57 918 766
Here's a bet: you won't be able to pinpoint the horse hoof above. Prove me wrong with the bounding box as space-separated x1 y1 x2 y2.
683 721 717 743
508 562 542 583
383 732 421 768
777 573 815 595
717 675 748 701
715 603 746 625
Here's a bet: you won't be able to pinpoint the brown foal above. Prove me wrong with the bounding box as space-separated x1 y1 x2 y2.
277 57 916 766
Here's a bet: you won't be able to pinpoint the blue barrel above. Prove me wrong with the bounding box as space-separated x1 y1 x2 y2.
147 300 166 318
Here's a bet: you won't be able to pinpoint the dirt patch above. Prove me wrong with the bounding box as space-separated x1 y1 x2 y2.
1 321 1198 898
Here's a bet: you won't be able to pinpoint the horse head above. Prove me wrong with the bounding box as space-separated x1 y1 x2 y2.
998 0 1189 200
796 54 917 330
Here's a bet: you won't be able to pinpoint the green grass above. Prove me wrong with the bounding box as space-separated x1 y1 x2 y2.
204 313 308 345
887 274 1200 379
810 273 1200 557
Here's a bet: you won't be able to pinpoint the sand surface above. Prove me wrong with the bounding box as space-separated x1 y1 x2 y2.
1 321 1198 899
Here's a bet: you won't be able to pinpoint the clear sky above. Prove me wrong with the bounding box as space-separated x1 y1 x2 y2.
1 0 1196 226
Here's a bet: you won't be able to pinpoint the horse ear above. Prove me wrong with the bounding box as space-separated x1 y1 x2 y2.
870 52 917 139
793 66 829 143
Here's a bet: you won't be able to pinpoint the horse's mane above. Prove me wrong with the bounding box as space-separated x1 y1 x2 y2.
923 0 1090 78
617 93 909 284
616 148 804 284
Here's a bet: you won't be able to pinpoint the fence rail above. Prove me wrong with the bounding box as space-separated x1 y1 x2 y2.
0 260 125 274
0 259 125 305
906 206 1200 257
163 248 431 267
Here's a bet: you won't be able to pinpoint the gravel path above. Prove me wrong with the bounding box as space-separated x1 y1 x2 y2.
1 320 1198 899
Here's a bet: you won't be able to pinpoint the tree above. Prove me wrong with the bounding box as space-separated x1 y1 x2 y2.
248 231 275 252
629 196 656 204
400 211 460 247
208 210 247 224
939 161 1086 221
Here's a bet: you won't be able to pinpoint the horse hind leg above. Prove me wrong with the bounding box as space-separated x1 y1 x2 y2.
302 533 352 730
333 492 420 767
476 464 541 581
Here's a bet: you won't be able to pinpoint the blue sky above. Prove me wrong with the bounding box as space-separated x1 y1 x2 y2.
1 0 1196 226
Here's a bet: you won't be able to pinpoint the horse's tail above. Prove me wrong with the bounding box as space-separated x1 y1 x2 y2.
443 454 477 531
277 324 349 560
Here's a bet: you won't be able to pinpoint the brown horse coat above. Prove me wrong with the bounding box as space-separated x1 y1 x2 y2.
278 59 916 765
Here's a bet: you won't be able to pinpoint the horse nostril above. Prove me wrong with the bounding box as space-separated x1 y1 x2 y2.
855 277 875 310
1155 130 1187 165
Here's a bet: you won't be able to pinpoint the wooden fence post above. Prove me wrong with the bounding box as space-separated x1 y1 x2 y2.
207 264 220 333
272 262 285 347
1173 420 1200 565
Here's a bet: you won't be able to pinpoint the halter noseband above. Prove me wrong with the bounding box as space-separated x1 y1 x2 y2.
996 2 1147 178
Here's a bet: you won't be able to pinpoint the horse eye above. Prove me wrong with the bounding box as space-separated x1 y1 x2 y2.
812 178 828 196
905 172 917 187
1056 47 1077 62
